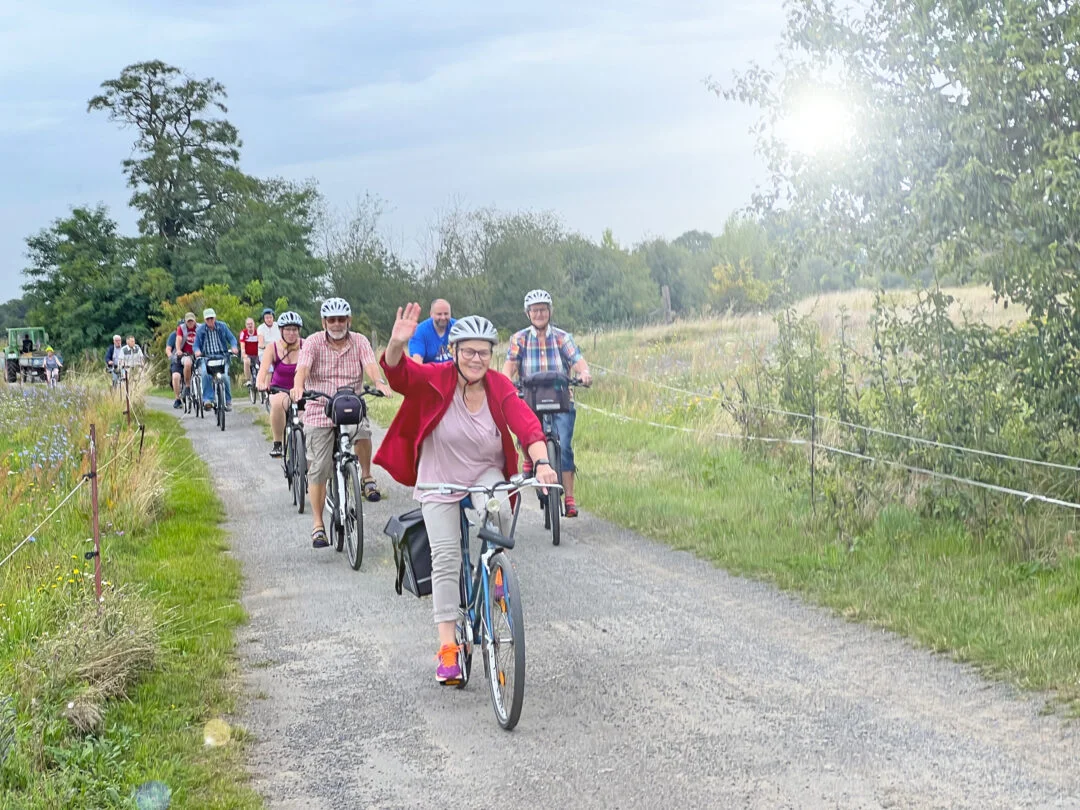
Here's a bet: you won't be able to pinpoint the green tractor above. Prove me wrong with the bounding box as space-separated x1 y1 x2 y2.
5 327 61 384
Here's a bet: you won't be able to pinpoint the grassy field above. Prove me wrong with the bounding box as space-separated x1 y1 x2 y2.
569 285 1079 710
0 377 260 808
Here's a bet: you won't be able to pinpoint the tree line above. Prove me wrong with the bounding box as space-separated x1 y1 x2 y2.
2 60 873 357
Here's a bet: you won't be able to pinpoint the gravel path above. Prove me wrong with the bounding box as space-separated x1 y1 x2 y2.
156 397 1080 810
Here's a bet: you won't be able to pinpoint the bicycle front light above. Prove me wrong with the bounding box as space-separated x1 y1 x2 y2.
486 497 501 515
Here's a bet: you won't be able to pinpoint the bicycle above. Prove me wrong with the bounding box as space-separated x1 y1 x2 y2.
246 353 262 405
516 373 588 546
181 359 203 418
413 475 558 730
201 354 232 432
268 386 308 514
300 385 385 570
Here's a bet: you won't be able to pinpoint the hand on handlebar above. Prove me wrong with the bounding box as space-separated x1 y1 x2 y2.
535 464 559 489
576 370 592 387
374 381 393 398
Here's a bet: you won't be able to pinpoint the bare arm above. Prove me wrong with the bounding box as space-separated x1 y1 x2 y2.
363 361 392 396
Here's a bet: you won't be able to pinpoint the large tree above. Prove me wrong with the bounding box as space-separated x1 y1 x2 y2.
88 60 241 280
22 206 168 355
721 0 1080 417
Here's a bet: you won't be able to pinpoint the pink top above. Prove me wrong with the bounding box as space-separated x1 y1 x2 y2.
297 331 376 428
269 338 302 391
415 391 506 503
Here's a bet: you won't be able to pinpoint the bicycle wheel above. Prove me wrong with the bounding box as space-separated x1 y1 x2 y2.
292 431 307 513
216 380 226 431
546 438 561 546
454 572 473 689
482 552 525 730
249 374 258 404
342 462 364 570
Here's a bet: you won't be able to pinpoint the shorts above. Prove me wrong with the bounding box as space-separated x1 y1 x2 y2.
305 421 372 485
170 354 193 375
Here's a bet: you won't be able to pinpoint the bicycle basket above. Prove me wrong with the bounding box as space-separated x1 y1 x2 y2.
522 371 572 413
383 509 432 597
205 357 227 375
324 388 365 426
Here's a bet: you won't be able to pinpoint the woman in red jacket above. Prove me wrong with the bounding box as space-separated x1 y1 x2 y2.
376 303 558 684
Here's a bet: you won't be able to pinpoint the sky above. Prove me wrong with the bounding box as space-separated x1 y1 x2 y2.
0 0 786 302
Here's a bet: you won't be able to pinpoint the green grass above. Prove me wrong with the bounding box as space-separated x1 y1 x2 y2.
575 407 1080 710
0 409 261 808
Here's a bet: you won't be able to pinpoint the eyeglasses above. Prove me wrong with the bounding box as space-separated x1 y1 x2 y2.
324 316 349 325
458 347 492 361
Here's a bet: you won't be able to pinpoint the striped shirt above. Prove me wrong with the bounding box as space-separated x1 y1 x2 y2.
506 325 583 378
297 331 377 428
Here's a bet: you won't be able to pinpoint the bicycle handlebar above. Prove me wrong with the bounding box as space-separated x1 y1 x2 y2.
300 385 386 403
416 476 563 497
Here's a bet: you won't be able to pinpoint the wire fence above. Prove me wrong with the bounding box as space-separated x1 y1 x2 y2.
591 363 1080 474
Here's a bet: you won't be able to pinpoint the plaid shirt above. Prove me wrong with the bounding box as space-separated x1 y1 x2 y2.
506 325 583 378
297 331 377 428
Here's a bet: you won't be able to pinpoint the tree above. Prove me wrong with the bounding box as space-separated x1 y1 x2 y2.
88 61 241 279
0 297 30 333
720 0 1080 420
22 206 162 356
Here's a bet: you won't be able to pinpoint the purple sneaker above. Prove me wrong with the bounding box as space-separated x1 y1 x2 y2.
436 644 462 684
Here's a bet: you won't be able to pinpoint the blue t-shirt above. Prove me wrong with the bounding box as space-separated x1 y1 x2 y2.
408 318 455 363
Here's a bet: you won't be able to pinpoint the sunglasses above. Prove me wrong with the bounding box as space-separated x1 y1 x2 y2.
324 316 349 325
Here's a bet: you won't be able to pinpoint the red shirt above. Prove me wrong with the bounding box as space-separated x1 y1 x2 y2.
374 355 544 488
239 329 260 356
175 324 196 355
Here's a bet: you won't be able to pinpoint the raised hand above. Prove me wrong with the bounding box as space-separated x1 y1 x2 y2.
390 302 422 346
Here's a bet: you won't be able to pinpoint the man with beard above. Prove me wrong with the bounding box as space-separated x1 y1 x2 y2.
292 298 393 549
408 298 455 364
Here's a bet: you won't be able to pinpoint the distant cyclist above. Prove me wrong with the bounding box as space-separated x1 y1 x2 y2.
257 311 304 458
408 298 455 363
173 312 198 403
44 347 62 385
238 317 261 388
118 335 145 372
502 289 592 517
376 305 555 684
290 298 392 549
257 307 280 352
193 308 240 412
104 335 123 387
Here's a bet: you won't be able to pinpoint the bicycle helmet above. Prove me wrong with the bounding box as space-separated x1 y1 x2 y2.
320 297 351 318
448 315 498 345
277 311 303 328
523 289 553 312
262 307 274 317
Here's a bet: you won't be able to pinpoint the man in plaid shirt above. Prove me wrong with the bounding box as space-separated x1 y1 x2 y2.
502 289 592 517
292 297 393 549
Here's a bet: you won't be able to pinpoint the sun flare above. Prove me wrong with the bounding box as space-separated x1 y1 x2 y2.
779 92 854 155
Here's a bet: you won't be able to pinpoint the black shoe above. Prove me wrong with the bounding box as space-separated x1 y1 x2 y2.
224 403 232 412
173 399 182 409
270 442 283 458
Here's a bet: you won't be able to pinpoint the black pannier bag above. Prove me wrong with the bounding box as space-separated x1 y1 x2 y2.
521 371 572 413
205 357 228 376
325 388 365 425
383 509 432 597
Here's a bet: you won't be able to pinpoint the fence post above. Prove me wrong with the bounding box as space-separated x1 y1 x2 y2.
124 375 131 427
138 423 146 459
89 424 103 606
810 403 817 518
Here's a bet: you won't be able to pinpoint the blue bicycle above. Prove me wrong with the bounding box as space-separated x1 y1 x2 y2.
414 475 559 730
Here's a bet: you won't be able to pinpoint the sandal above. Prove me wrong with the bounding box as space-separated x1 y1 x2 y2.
311 527 329 549
362 477 382 503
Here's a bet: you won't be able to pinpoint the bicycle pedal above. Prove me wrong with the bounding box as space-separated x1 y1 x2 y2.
438 678 462 687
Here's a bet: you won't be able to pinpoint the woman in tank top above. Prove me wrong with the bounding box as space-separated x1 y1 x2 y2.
256 311 305 458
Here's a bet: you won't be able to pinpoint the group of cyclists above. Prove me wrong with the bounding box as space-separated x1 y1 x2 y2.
164 289 591 685
103 334 146 387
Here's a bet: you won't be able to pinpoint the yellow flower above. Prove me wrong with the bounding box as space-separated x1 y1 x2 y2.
73 569 80 575
67 579 74 584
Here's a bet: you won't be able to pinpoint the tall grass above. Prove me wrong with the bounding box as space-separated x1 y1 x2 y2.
0 375 259 808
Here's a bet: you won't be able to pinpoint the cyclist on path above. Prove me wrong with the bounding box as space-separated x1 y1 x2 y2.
257 307 280 352
193 308 240 412
408 298 455 364
104 335 123 387
376 303 556 684
502 289 592 517
290 298 392 549
257 311 304 458
173 312 198 404
239 317 261 388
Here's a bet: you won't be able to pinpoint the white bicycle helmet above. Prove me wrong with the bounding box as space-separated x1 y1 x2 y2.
523 289 552 312
277 311 303 328
448 315 499 345
320 297 351 318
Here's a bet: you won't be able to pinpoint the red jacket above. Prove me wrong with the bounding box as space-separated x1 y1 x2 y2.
374 354 544 487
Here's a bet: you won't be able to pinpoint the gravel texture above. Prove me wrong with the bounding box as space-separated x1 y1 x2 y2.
156 397 1080 810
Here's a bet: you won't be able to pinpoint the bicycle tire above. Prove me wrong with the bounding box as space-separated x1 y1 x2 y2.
482 552 525 730
343 462 364 570
546 438 561 546
282 427 294 486
330 471 344 553
293 431 307 514
216 379 226 431
249 376 258 405
455 571 473 688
